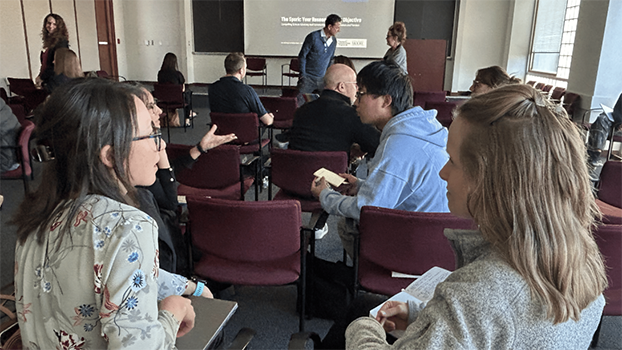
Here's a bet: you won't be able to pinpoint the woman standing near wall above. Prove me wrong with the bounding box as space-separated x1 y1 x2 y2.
35 13 69 90
383 22 408 74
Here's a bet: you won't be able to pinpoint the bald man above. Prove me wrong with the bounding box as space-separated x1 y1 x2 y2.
289 63 380 156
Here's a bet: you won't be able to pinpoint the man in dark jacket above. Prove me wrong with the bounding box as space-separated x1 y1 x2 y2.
289 63 380 157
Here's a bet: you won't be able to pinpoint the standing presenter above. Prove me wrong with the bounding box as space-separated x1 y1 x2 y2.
298 14 341 97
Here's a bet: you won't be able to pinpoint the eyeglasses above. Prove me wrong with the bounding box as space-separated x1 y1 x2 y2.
472 80 481 86
132 130 162 151
356 91 371 100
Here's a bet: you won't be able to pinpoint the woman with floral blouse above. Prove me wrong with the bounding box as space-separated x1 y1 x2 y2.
12 79 195 349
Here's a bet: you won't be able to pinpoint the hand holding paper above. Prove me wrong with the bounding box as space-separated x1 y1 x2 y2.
313 168 348 187
376 301 409 333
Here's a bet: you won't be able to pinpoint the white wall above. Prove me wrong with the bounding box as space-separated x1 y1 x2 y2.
0 0 99 92
451 0 513 92
568 0 622 112
116 0 184 82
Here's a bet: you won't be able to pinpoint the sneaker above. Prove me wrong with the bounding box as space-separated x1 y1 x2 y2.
314 223 329 240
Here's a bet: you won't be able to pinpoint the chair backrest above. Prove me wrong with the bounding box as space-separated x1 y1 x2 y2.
526 81 536 87
96 70 109 78
167 144 242 189
187 197 302 262
592 224 622 316
7 78 36 96
542 84 553 93
289 58 300 73
8 103 27 125
413 91 447 108
259 96 297 128
358 207 475 276
599 161 622 208
19 120 34 176
271 148 348 198
210 112 259 145
550 87 566 101
562 92 580 117
425 101 458 128
246 57 266 72
153 83 184 105
535 82 545 90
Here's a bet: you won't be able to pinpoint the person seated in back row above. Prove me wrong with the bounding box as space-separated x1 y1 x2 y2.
289 63 380 158
208 52 274 126
311 61 449 258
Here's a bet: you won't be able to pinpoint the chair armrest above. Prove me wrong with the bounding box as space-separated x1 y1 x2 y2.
227 327 256 350
288 332 322 349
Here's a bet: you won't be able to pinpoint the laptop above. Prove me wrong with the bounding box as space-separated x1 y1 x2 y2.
176 297 238 350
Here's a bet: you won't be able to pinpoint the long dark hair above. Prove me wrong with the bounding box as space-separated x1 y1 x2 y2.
160 52 179 72
41 13 69 49
12 78 142 245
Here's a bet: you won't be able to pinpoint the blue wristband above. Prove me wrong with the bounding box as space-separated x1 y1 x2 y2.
193 281 205 297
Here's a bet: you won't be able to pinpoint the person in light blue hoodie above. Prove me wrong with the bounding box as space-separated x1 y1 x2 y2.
311 61 449 257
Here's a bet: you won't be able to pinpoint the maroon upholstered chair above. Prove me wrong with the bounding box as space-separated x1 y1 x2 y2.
210 111 270 196
244 57 267 85
591 224 622 347
281 58 301 86
153 83 190 141
534 82 545 90
526 81 536 87
541 84 553 94
166 144 255 201
269 148 348 212
562 92 580 119
597 200 622 225
8 103 28 125
259 96 297 130
1 120 34 193
549 87 566 102
598 161 622 209
354 207 475 296
186 197 312 331
7 77 48 113
413 90 447 108
425 100 459 128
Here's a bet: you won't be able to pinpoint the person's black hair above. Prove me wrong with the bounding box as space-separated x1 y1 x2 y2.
325 14 341 27
357 61 413 115
12 78 143 245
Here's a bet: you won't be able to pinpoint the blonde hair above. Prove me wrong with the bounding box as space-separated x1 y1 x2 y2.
54 48 83 78
456 84 606 324
476 66 521 89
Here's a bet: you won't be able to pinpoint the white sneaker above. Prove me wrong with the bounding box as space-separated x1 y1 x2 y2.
314 223 329 240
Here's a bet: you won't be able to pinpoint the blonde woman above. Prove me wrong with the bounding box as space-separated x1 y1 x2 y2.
346 84 606 349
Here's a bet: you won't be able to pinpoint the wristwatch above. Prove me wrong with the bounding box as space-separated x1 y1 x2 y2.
196 142 209 154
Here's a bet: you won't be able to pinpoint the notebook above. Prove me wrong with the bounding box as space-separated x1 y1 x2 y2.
176 297 238 350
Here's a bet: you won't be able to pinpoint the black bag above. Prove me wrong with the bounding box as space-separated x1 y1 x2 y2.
305 256 354 321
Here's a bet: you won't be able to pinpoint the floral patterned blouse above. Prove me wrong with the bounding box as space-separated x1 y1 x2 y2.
14 195 180 349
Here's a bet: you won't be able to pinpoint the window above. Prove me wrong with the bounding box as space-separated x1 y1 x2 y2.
527 0 581 88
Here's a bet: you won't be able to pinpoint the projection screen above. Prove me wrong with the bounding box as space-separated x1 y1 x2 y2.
244 0 395 58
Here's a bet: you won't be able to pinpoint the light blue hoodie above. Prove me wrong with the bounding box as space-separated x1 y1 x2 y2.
320 106 449 220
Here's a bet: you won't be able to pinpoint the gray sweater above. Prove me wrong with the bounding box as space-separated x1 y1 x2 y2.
345 229 605 349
